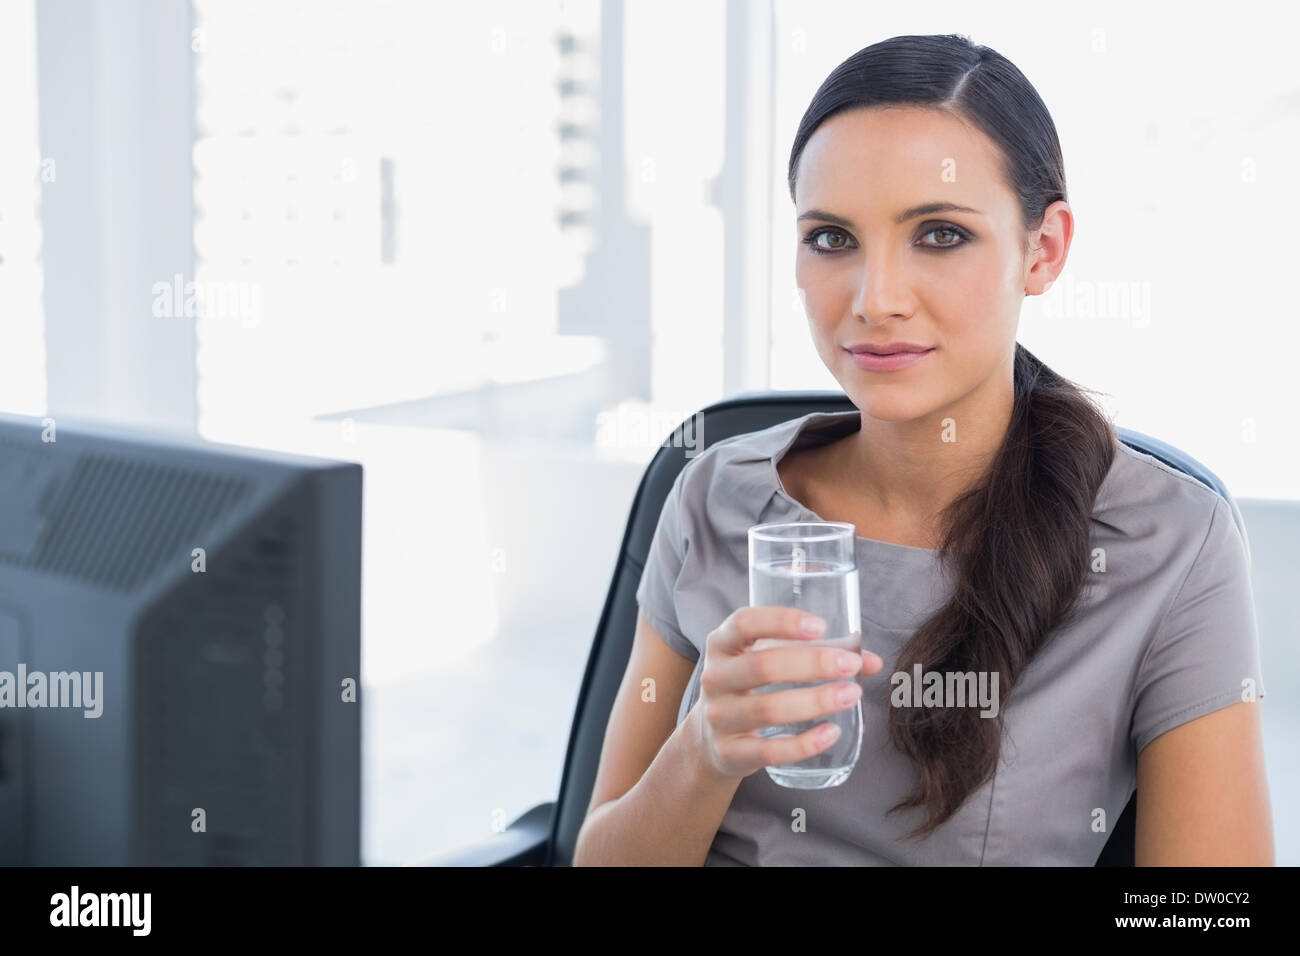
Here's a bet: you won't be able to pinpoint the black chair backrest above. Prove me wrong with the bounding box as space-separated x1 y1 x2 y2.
548 390 1247 866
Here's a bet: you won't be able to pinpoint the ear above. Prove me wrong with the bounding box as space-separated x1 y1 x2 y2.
1025 200 1072 296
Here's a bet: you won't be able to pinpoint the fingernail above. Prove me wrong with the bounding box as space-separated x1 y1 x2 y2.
836 652 860 673
801 614 826 637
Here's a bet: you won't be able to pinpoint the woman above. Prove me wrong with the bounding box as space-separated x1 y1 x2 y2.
574 33 1271 866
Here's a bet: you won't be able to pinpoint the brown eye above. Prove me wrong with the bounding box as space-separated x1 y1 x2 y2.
802 228 852 255
918 224 971 249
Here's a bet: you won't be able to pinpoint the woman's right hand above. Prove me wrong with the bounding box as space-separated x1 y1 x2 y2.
690 606 884 781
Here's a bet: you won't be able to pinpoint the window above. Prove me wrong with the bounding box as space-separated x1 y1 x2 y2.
191 0 734 863
766 3 1300 501
0 0 45 416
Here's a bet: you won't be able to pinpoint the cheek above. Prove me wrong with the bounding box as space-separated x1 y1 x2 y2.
925 250 1017 339
929 248 1003 302
796 256 854 312
795 278 837 326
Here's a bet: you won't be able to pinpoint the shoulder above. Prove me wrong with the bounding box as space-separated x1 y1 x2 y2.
1098 441 1256 704
1093 440 1239 561
670 414 807 506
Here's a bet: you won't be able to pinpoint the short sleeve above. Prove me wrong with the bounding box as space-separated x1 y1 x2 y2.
634 468 700 662
1131 496 1266 755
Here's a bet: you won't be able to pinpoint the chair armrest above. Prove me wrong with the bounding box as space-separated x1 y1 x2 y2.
414 801 554 867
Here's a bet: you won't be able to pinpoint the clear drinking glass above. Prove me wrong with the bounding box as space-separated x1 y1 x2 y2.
747 521 862 789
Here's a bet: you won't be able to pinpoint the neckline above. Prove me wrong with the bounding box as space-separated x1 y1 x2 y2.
767 410 943 557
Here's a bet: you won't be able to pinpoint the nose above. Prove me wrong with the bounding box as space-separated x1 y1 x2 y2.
851 247 915 322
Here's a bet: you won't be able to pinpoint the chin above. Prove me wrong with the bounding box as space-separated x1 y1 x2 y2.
863 405 928 424
844 391 929 424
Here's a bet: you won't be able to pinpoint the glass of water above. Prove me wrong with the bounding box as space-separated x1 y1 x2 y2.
747 521 862 789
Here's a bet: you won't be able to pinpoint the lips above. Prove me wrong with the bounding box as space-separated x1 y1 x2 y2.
846 343 932 355
846 347 935 372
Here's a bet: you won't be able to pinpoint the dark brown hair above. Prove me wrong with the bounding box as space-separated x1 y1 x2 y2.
787 34 1118 840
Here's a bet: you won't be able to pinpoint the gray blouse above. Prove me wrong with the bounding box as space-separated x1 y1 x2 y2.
634 409 1267 865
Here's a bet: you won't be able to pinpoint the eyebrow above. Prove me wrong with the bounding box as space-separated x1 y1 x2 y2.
797 202 984 227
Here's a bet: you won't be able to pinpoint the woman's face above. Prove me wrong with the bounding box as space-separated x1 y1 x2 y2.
793 106 1050 424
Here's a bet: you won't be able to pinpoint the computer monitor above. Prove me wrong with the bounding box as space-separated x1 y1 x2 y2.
0 412 361 865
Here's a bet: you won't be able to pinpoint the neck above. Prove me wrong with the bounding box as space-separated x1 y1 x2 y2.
842 366 1015 523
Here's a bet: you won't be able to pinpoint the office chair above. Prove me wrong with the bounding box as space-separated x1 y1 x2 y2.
426 389 1250 867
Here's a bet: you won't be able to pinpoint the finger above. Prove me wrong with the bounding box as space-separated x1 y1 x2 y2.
711 642 861 695
723 720 845 770
714 605 826 657
709 679 862 734
861 650 885 673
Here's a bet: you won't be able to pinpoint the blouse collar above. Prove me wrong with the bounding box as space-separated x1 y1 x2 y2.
715 408 950 632
718 408 942 559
